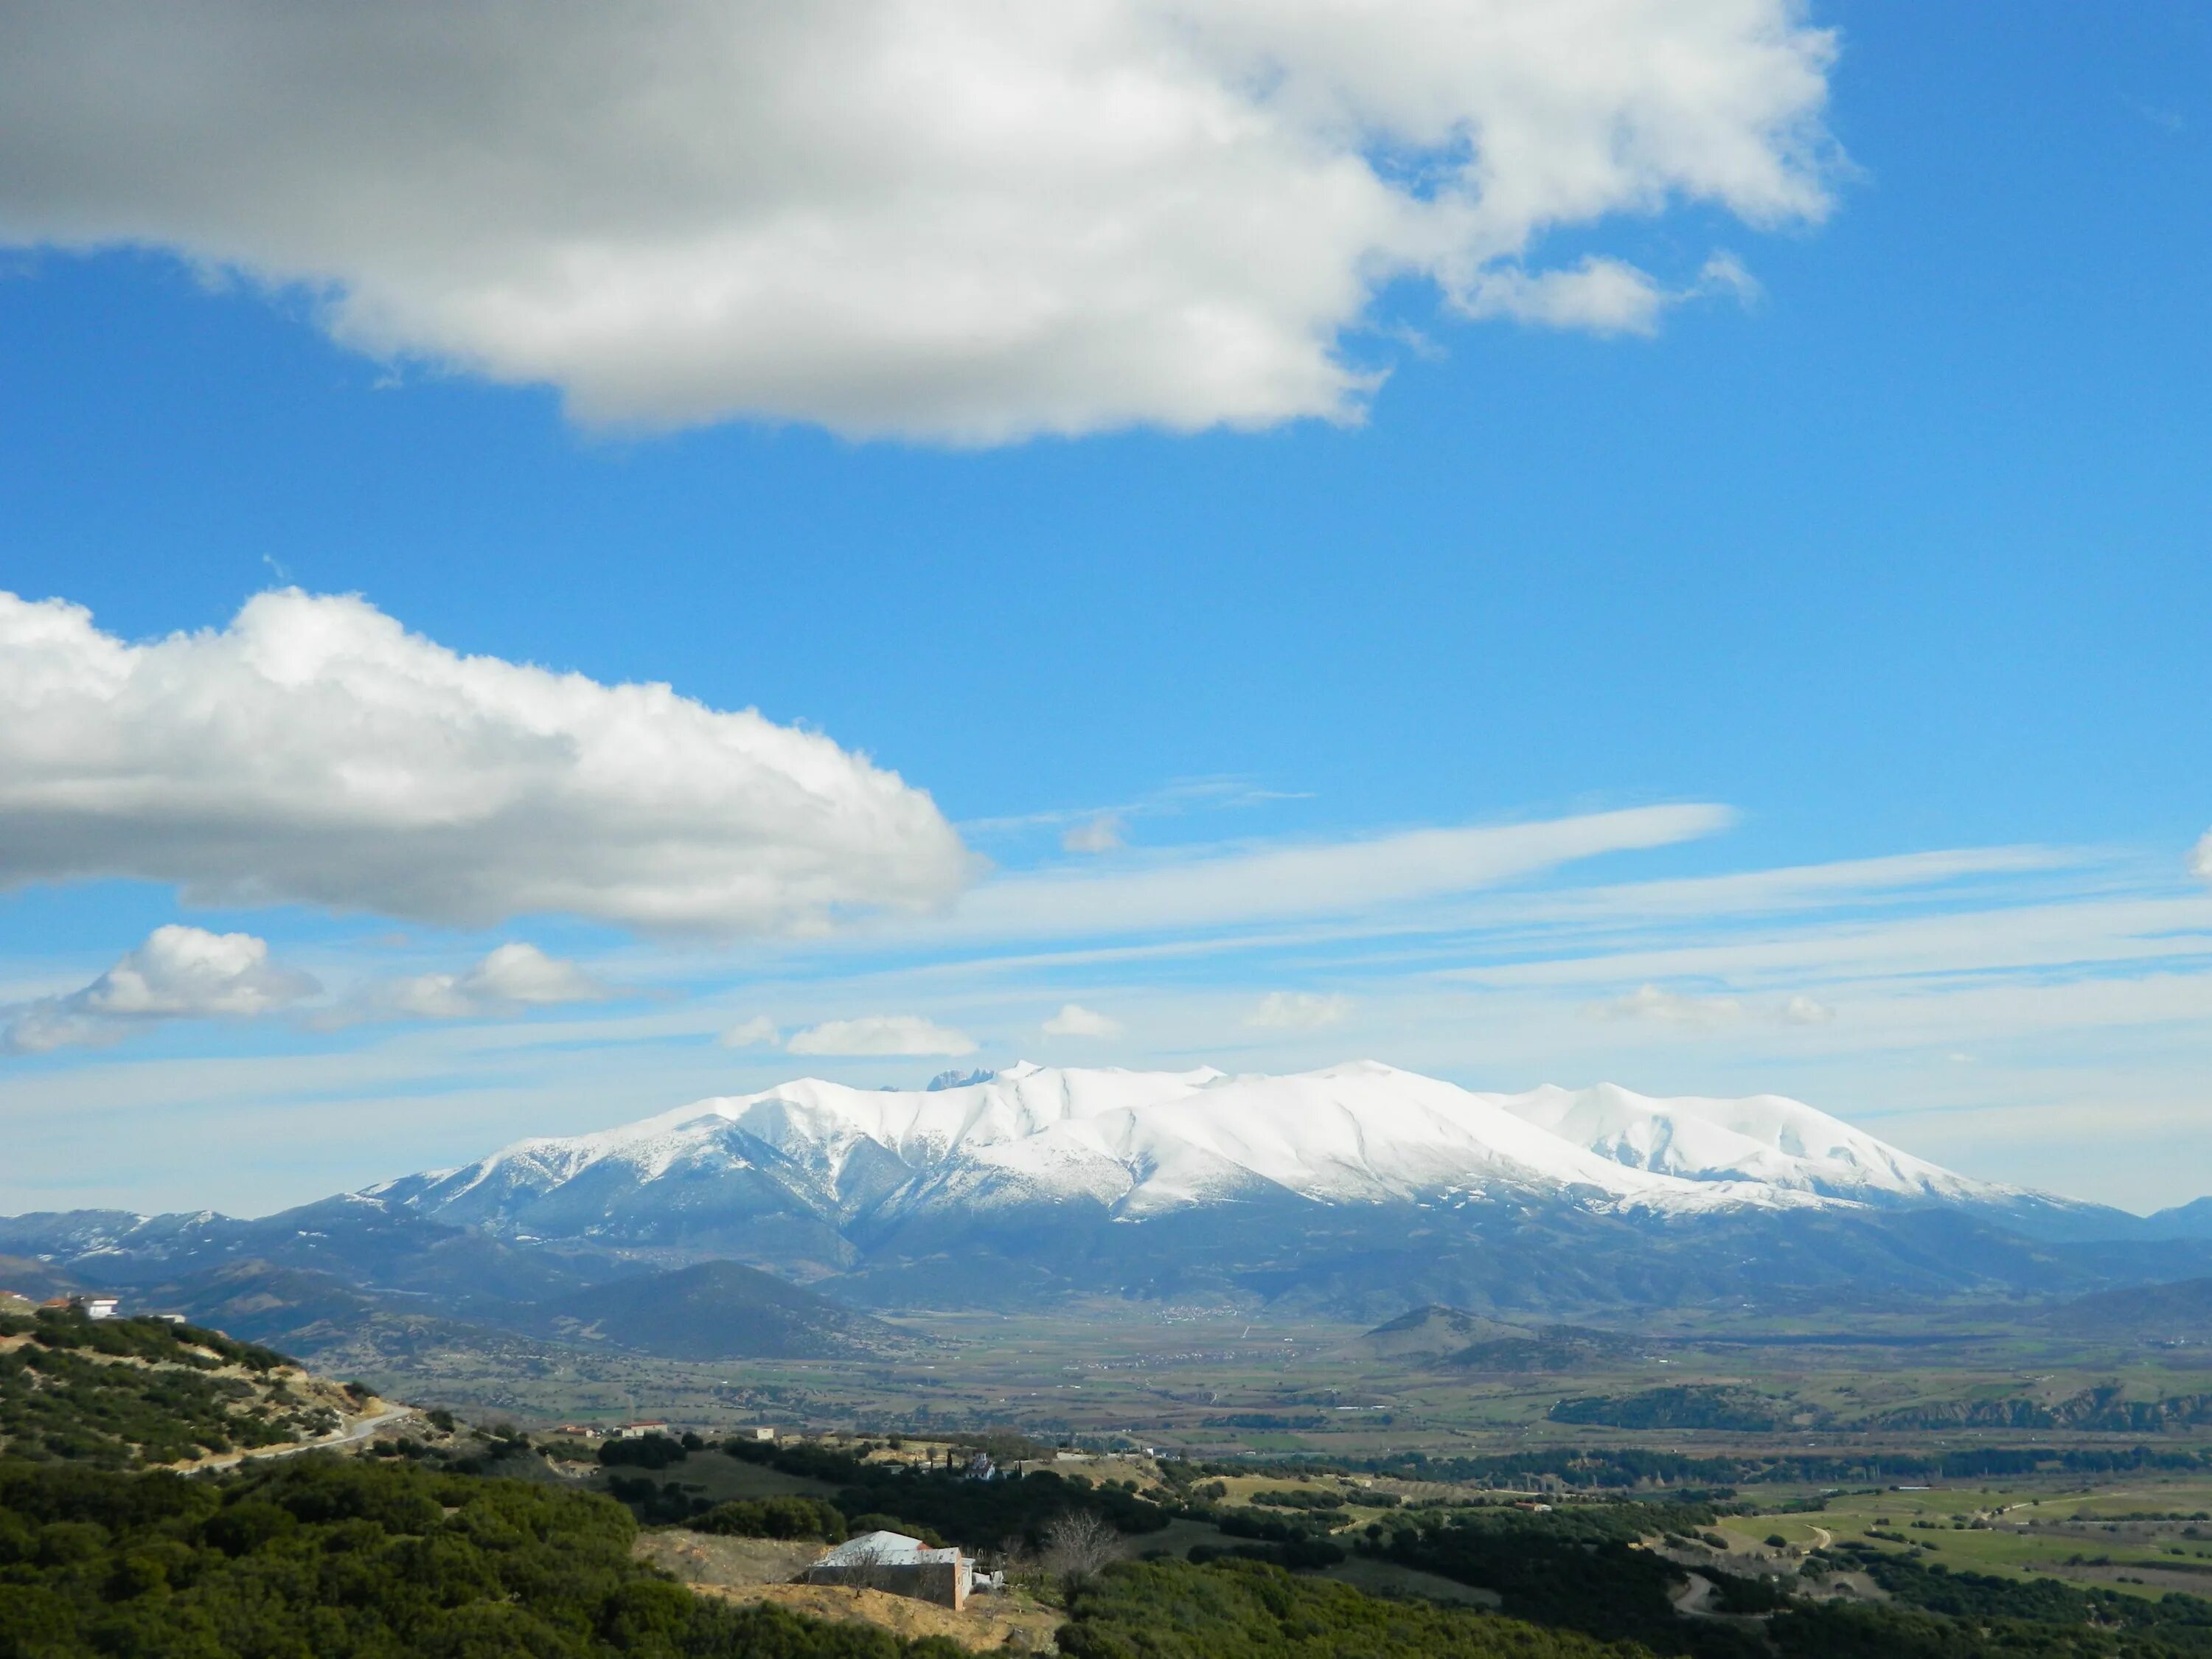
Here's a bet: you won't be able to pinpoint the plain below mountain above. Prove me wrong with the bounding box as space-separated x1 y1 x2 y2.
2038 1276 2212 1344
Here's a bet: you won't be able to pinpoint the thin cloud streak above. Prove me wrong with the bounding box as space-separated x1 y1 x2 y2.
889 804 1734 945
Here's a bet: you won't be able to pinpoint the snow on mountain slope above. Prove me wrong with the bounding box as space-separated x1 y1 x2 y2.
372 1061 2020 1240
1492 1082 2006 1203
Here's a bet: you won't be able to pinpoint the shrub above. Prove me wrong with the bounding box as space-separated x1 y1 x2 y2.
698 1495 848 1543
598 1433 688 1470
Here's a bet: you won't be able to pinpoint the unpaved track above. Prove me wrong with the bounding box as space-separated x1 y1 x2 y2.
194 1405 415 1472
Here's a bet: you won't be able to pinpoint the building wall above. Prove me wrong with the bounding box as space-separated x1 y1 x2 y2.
809 1558 967 1610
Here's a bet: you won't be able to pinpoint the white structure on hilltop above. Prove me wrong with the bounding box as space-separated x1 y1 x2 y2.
807 1531 997 1608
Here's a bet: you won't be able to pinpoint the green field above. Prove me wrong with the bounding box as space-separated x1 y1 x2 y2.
1719 1474 2212 1600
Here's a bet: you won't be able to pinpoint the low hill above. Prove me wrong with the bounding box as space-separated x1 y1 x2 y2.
0 1304 375 1469
1346 1305 1537 1360
0 1253 86 1303
527 1260 902 1360
2042 1276 2212 1343
147 1259 381 1349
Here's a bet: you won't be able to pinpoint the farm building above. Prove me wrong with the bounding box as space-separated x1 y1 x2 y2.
804 1531 990 1609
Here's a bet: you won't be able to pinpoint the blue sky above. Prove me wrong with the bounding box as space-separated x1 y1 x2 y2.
1 1 2208 1217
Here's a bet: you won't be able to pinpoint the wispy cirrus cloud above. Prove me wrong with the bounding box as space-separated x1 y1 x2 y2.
1584 984 1835 1030
921 804 1733 945
8 826 2212 1215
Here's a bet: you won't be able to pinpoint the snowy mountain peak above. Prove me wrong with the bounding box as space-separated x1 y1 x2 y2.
369 1062 2024 1251
1492 1081 2005 1203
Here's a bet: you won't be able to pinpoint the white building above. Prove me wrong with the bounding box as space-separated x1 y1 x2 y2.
806 1531 987 1609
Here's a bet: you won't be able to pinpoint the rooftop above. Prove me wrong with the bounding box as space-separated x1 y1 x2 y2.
816 1530 961 1567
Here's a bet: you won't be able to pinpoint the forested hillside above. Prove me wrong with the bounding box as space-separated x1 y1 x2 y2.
0 1308 364 1470
0 1458 960 1659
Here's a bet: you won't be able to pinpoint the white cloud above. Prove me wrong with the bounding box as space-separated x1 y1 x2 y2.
718 1015 781 1050
1696 251 1764 307
378 943 607 1020
0 2 1837 442
1061 814 1126 855
1245 991 1352 1031
1587 984 1747 1028
1780 993 1836 1026
0 589 970 934
2191 830 2212 883
1042 1003 1122 1038
1455 257 1673 336
787 1015 978 1057
4 925 318 1053
1455 250 1767 335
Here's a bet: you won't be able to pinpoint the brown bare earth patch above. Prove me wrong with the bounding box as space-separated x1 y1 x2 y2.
633 1529 824 1589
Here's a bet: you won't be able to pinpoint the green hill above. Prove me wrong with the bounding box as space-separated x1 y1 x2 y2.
0 1306 362 1470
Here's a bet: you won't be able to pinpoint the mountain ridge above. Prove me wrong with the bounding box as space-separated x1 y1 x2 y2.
5 1062 2204 1336
368 1060 2100 1252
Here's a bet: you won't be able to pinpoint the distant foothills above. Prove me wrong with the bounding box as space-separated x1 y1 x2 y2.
4 1062 2209 1366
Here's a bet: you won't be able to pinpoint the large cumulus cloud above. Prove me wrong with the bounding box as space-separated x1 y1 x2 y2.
0 1 1837 442
0 589 970 933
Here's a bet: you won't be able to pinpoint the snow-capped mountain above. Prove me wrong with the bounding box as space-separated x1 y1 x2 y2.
369 1061 2021 1247
6 1062 2186 1328
1490 1082 2001 1205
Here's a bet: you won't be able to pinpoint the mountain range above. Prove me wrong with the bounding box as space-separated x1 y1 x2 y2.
4 1061 2208 1352
368 1060 2132 1244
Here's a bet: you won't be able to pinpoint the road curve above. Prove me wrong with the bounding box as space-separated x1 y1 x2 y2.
196 1405 416 1472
